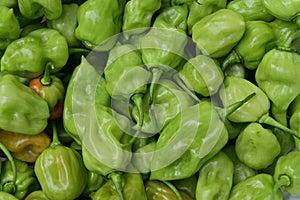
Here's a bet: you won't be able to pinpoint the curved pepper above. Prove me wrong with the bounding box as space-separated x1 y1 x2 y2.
0 0 17 8
192 9 245 58
25 190 50 200
1 28 69 78
0 130 51 163
229 173 282 199
34 122 88 200
0 192 18 200
75 0 126 51
235 122 281 170
223 64 247 79
195 151 234 200
18 0 62 20
0 74 49 135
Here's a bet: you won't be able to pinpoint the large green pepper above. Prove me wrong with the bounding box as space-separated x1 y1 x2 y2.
273 151 300 196
192 9 245 58
222 20 275 70
1 28 69 78
75 0 126 51
0 5 20 50
34 122 88 200
0 74 49 135
226 0 274 21
228 173 282 199
0 159 40 199
195 151 234 200
235 122 281 170
18 0 62 20
47 3 81 47
141 4 188 100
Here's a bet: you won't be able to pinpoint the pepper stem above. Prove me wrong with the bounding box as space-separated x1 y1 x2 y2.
173 73 200 102
40 63 53 86
108 172 124 200
149 67 163 102
272 175 291 199
0 142 16 194
68 47 90 55
50 121 61 147
162 181 183 200
221 50 241 71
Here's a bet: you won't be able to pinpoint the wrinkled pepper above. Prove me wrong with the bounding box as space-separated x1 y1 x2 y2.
192 9 245 58
75 0 126 51
235 122 281 170
34 122 88 200
1 28 69 78
0 74 49 135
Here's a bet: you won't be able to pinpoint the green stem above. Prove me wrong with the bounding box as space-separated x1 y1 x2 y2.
162 181 183 200
258 113 300 140
108 172 124 200
51 121 61 147
68 47 90 55
40 63 53 86
173 73 200 102
272 175 291 199
0 142 16 194
149 67 163 102
221 50 241 71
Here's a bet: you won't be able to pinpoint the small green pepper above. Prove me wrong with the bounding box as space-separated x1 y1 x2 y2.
223 63 247 79
195 151 234 200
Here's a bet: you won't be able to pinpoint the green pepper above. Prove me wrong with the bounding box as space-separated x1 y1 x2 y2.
0 0 17 8
273 151 300 196
222 144 257 185
18 0 62 20
235 122 281 170
83 171 105 199
141 4 188 100
0 6 20 50
34 122 88 200
1 28 69 78
20 22 47 37
75 0 126 51
192 9 245 58
132 141 156 173
0 192 18 200
122 0 161 38
195 151 234 200
228 173 282 199
0 73 49 135
290 94 300 150
0 159 40 200
223 118 247 139
25 190 50 200
187 0 227 34
223 63 247 79
172 174 197 199
227 0 274 21
222 20 275 70
47 3 81 47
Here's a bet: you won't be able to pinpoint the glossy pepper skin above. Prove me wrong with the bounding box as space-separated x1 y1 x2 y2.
75 0 126 51
1 28 69 78
196 151 234 200
0 74 49 135
0 192 18 200
192 9 245 58
263 0 300 22
273 151 300 196
235 122 281 170
47 3 81 47
24 190 50 200
172 174 197 199
83 171 105 198
222 20 275 70
0 0 17 8
227 0 274 21
289 94 300 150
228 173 282 199
0 130 51 163
34 122 88 200
0 159 40 200
0 5 20 50
18 0 62 20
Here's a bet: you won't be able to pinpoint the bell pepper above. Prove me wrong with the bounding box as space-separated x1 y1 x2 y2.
0 129 51 163
0 159 40 199
235 122 281 170
227 0 274 21
24 190 50 200
47 3 81 47
289 94 300 150
195 151 234 200
75 0 126 51
0 192 18 200
273 151 300 196
34 122 88 200
222 20 275 70
192 9 245 58
83 171 105 199
172 174 197 199
0 73 49 135
223 63 247 79
17 0 62 20
0 0 17 8
1 28 69 78
20 22 47 37
29 64 65 120
228 173 282 199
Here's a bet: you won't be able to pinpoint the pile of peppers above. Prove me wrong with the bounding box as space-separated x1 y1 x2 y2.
1 0 300 199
